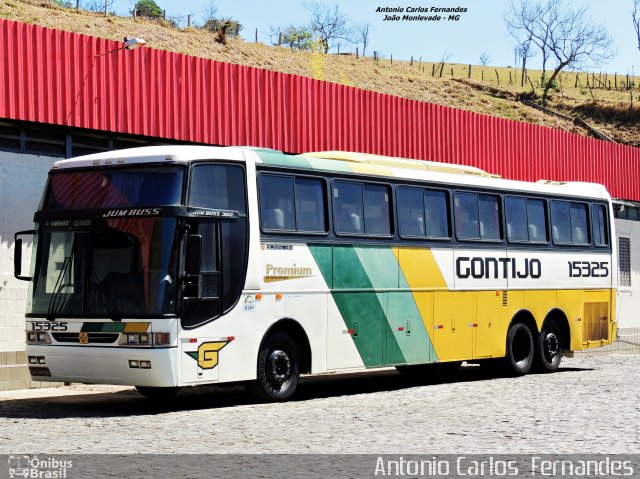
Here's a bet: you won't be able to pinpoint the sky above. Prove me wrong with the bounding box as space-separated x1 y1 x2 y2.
110 0 640 75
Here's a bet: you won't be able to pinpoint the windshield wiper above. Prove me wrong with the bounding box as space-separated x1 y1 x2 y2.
46 255 73 321
88 266 122 322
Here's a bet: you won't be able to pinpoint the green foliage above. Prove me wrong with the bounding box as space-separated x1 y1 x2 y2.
52 0 72 7
132 0 163 19
280 25 314 51
203 17 243 44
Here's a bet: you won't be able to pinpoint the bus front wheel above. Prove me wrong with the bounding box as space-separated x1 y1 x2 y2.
534 321 563 373
505 322 534 376
247 332 300 402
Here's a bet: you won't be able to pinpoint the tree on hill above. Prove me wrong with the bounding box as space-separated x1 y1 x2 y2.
505 0 614 106
304 1 354 53
204 17 243 43
272 25 314 50
356 23 370 56
479 51 491 65
132 0 163 19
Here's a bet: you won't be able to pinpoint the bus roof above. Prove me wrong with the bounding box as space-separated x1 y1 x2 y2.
52 145 611 201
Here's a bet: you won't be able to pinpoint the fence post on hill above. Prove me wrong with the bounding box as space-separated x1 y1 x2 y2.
468 64 471 78
495 69 499 85
356 47 359 59
481 69 484 81
410 56 413 66
390 54 393 64
187 15 191 27
614 73 617 90
133 8 137 19
432 64 436 76
509 70 512 85
439 63 444 77
575 73 580 87
255 28 258 43
76 0 79 8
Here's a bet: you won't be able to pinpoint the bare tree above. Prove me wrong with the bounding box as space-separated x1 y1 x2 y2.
479 51 491 66
83 0 113 14
518 35 536 87
356 22 370 56
505 0 559 88
541 2 614 105
506 0 614 105
304 1 354 53
634 0 640 52
203 0 218 23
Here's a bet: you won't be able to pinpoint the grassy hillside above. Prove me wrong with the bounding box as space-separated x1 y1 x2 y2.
2 0 639 146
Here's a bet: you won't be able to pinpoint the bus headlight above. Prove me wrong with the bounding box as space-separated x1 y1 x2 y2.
127 334 140 344
27 332 37 342
37 333 48 342
139 333 150 344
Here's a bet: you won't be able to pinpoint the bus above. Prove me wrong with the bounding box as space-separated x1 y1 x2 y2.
14 146 617 401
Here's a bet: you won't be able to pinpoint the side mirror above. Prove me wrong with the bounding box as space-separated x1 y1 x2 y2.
186 234 202 275
14 230 35 281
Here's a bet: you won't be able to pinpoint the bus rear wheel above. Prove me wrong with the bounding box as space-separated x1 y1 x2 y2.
505 322 534 376
135 386 181 399
534 321 563 373
247 332 300 402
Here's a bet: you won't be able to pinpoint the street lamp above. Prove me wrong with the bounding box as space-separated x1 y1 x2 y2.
67 36 147 121
124 37 146 50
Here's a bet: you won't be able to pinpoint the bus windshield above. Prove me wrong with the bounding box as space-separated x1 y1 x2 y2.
27 217 179 318
43 166 184 210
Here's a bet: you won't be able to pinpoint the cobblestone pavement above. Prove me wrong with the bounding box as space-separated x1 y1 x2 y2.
0 355 638 454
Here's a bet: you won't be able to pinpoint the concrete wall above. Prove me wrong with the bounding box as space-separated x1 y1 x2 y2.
615 218 640 333
0 152 59 389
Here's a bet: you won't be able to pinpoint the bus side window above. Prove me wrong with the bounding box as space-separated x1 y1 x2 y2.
259 175 295 231
592 204 608 247
506 197 548 243
506 197 528 242
333 181 364 235
294 177 326 232
398 187 425 237
424 189 449 238
363 184 391 236
455 192 500 241
551 200 589 245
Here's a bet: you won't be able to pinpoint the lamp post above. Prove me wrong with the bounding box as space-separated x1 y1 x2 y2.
67 37 147 122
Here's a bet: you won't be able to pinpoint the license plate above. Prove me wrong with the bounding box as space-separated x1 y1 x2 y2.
29 366 51 377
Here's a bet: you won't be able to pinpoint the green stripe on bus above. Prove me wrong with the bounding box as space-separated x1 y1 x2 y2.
353 246 435 364
255 151 312 169
309 244 406 367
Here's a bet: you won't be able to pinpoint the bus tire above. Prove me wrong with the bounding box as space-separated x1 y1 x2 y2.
135 386 181 399
534 321 563 373
505 322 534 376
247 331 300 402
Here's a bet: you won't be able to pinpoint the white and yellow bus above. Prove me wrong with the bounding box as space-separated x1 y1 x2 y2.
15 146 616 400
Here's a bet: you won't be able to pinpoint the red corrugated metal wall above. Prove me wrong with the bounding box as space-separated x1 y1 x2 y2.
1 18 639 200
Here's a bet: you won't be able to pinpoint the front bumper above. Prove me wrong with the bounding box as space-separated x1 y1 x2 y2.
26 345 180 387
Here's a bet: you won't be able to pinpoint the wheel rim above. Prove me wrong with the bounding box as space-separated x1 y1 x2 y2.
543 332 560 364
512 328 531 368
266 349 291 387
